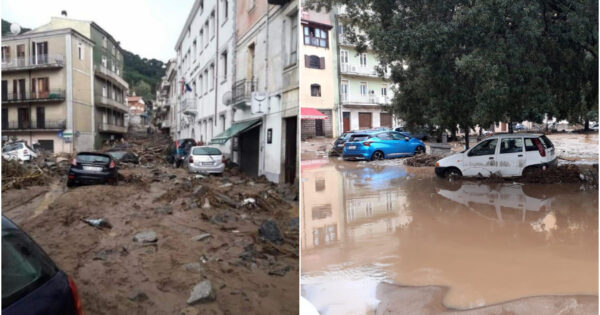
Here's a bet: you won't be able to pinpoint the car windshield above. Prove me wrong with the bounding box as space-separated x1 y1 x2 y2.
349 134 371 142
2 143 23 153
77 154 110 164
108 151 126 160
2 220 57 307
192 147 222 155
540 135 554 148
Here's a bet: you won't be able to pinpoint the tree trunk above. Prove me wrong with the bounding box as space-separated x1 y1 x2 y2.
508 120 513 133
464 128 470 149
585 119 589 132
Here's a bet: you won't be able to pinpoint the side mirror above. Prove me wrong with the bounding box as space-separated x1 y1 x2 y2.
404 137 410 141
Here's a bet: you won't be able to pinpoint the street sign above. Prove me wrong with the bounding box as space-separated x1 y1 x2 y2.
63 129 73 138
58 130 63 138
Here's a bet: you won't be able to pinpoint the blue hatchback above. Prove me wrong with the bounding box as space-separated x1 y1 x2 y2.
2 216 84 315
342 131 426 161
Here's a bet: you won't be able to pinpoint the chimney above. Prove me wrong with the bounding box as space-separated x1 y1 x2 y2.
61 10 67 17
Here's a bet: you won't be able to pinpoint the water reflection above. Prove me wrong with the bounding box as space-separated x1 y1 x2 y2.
301 160 598 312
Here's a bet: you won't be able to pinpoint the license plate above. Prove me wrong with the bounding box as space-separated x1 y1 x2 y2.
337 144 344 147
348 146 356 150
83 166 103 172
201 162 213 166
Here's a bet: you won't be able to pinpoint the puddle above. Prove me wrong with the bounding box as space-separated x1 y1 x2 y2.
301 160 598 313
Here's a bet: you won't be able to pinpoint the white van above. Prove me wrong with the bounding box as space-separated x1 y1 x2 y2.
435 133 556 178
2 142 38 162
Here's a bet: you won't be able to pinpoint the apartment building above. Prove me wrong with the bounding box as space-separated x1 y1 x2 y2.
1 27 94 153
33 16 129 147
299 8 338 139
232 0 299 183
334 7 395 132
155 59 176 135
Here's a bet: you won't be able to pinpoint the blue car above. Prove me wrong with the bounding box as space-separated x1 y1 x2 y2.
342 131 426 161
2 216 84 315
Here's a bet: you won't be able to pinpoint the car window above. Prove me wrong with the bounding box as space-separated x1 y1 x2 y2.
376 132 393 140
108 152 127 160
192 147 222 155
524 138 538 151
2 226 57 307
500 138 524 154
77 154 110 164
540 135 554 148
391 132 404 140
2 143 23 153
468 139 498 156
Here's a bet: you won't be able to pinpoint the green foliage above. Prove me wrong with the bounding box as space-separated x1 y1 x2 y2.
2 19 31 35
307 0 598 131
132 80 152 101
122 50 165 101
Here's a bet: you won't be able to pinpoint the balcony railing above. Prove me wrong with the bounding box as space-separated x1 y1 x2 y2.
2 89 66 104
1 54 65 72
97 122 127 134
94 93 128 112
341 94 390 105
340 63 390 78
232 79 259 104
3 119 66 131
94 64 129 89
180 95 197 115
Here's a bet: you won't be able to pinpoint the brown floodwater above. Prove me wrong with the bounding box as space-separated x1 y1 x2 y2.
300 159 598 314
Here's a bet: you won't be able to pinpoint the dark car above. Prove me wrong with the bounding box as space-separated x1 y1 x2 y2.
106 150 139 164
394 127 429 141
67 152 118 187
2 215 84 315
166 138 196 167
331 131 357 156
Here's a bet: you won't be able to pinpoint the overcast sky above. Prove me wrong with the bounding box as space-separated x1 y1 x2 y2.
2 0 193 61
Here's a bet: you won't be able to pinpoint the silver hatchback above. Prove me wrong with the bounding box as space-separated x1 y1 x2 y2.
183 146 225 174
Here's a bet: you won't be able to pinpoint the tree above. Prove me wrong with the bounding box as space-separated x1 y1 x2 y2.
132 81 152 101
307 0 598 136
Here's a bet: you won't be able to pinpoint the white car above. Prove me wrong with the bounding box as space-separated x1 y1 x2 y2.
2 142 38 162
183 146 225 174
435 133 556 178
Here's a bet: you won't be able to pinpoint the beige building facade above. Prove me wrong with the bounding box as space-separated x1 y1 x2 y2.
1 28 95 153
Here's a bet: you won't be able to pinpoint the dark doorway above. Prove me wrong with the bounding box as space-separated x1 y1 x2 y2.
284 117 297 184
380 113 392 128
38 140 54 153
359 112 372 129
239 125 260 177
18 108 30 129
36 107 45 128
315 119 324 136
343 112 350 132
2 108 8 128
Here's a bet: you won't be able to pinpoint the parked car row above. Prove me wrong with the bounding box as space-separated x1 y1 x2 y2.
166 138 225 175
333 129 427 161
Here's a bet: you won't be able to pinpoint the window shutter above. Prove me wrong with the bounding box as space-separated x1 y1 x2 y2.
304 55 310 67
320 57 325 69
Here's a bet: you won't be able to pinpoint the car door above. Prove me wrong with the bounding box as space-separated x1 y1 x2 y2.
373 132 396 156
391 132 411 155
463 138 499 177
496 137 526 177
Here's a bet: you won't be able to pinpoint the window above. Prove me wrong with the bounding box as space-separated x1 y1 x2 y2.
341 80 348 100
210 64 215 90
304 26 328 48
360 82 367 96
210 11 215 38
500 138 523 154
222 0 229 20
2 46 10 63
36 106 45 128
221 51 228 79
338 23 345 35
1 80 7 100
204 22 209 46
290 14 298 62
102 56 107 67
204 69 208 93
199 30 204 53
111 45 115 55
305 55 324 69
310 84 321 97
220 114 226 132
187 26 191 38
198 75 203 95
524 138 539 152
340 50 348 64
360 53 367 67
103 36 107 48
193 40 197 59
468 139 498 156
376 132 394 140
2 107 7 127
77 43 83 60
381 85 387 96
315 178 326 191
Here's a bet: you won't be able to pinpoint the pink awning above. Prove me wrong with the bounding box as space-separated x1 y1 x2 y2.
301 108 328 120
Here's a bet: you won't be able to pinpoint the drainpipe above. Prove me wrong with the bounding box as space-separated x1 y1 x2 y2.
261 4 271 177
334 11 343 136
214 0 220 135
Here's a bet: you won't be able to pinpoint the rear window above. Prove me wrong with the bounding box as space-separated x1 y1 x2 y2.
108 151 126 160
2 143 23 153
2 225 57 307
77 154 110 164
192 147 222 155
349 134 370 142
540 135 554 148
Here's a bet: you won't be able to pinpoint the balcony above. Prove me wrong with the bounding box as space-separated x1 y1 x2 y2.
232 79 259 107
340 63 390 78
97 122 127 134
180 95 197 116
1 54 64 72
95 93 129 113
3 119 66 131
94 65 129 89
341 94 390 105
2 89 66 104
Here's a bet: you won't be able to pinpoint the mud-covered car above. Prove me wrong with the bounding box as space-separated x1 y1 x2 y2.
166 138 196 167
2 215 85 315
183 146 225 174
435 133 557 178
343 131 426 161
2 141 38 162
67 152 119 187
331 131 356 156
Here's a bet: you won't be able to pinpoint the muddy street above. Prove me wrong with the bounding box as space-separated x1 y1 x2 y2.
2 136 299 315
300 157 598 314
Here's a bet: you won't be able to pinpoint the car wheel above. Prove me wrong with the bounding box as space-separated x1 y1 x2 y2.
415 146 425 155
67 180 75 188
371 151 385 161
444 168 462 179
522 166 539 178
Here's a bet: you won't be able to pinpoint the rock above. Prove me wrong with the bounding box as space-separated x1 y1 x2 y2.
191 233 212 242
93 249 112 261
202 198 211 209
269 265 292 277
83 218 112 229
155 205 173 215
240 198 256 206
193 185 208 195
184 262 204 273
128 290 148 302
210 214 227 224
133 231 158 243
186 280 216 305
219 183 233 188
259 220 283 244
195 174 205 179
169 174 177 180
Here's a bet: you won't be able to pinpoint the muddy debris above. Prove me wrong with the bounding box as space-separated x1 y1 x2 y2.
187 280 216 305
133 230 158 243
191 233 212 242
128 290 149 302
404 154 443 167
259 220 283 244
82 218 112 229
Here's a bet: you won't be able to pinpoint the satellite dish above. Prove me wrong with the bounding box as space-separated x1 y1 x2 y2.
222 91 232 106
10 24 21 35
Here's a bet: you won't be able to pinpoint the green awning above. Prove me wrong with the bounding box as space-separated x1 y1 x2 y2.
210 119 261 144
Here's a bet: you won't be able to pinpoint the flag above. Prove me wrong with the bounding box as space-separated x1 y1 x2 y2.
185 83 192 93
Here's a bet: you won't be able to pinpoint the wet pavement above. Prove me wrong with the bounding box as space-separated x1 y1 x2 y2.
300 158 598 314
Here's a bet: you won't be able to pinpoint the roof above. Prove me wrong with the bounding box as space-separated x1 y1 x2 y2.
490 133 544 137
2 27 94 46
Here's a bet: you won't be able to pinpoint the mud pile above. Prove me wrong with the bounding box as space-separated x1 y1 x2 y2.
403 154 442 167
